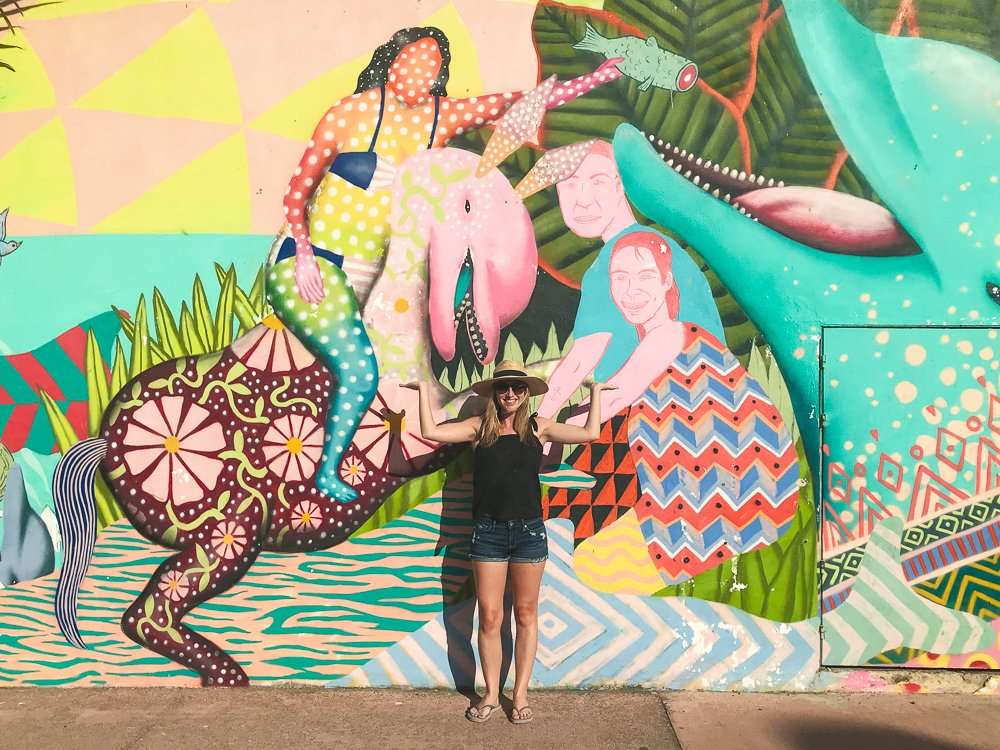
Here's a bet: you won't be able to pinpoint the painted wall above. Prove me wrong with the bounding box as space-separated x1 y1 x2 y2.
0 0 998 691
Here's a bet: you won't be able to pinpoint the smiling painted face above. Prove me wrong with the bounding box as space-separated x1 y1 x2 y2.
609 244 675 327
388 38 442 104
556 152 626 239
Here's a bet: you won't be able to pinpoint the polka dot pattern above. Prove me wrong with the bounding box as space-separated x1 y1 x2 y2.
515 139 598 199
266 255 378 503
281 61 622 295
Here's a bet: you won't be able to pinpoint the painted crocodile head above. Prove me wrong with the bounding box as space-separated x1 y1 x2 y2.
613 0 1000 477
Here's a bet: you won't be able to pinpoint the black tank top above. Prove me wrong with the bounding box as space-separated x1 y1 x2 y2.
472 420 544 520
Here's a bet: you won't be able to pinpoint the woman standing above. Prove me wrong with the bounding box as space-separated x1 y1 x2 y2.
404 361 612 724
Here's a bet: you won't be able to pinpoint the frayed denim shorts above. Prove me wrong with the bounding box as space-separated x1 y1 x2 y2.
469 517 548 564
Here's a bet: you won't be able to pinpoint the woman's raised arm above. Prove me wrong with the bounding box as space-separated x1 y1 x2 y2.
401 382 481 444
432 58 623 144
537 382 615 445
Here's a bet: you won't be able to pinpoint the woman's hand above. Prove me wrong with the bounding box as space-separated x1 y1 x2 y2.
295 251 326 304
589 381 618 394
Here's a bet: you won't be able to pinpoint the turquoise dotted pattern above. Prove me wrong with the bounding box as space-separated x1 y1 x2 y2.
266 255 379 502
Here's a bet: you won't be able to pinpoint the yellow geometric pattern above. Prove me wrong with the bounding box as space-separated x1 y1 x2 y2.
93 133 250 233
26 0 233 21
0 0 547 235
74 9 242 124
0 117 77 225
572 510 663 595
0 34 56 113
251 3 482 141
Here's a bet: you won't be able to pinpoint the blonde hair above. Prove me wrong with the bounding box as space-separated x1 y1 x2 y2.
476 395 534 448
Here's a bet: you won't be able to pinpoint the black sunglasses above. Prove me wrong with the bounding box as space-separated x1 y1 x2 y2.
494 381 528 395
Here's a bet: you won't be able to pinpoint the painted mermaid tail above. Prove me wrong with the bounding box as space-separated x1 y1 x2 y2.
823 516 995 664
266 248 378 503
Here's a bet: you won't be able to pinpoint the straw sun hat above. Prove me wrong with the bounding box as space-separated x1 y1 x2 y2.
471 360 548 397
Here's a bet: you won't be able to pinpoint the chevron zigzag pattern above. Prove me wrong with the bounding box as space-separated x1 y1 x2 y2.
821 494 1000 611
331 519 821 691
822 493 1000 591
821 517 995 666
914 551 1000 620
573 510 664 595
629 326 800 584
331 515 997 687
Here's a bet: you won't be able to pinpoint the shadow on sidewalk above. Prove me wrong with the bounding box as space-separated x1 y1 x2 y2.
782 720 982 750
422 458 515 708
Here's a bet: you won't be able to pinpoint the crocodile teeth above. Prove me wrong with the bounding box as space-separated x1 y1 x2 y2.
684 170 693 179
674 164 683 173
702 182 711 191
724 193 731 203
681 149 687 157
722 166 730 176
713 163 720 172
778 180 785 187
693 175 700 185
757 175 766 185
647 132 654 140
767 178 775 186
738 170 746 180
687 152 695 161
666 159 675 167
657 138 664 146
749 173 757 182
696 157 703 166
712 188 720 197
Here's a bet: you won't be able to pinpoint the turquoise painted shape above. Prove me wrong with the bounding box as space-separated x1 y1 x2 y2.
613 0 1000 485
0 234 266 351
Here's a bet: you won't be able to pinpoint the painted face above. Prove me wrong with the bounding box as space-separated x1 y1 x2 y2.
555 153 624 238
388 38 442 104
609 246 674 326
494 381 528 413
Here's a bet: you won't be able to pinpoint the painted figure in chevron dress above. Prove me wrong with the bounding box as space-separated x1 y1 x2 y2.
598 231 800 585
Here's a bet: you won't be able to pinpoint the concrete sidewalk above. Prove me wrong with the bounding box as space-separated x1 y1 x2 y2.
0 688 997 749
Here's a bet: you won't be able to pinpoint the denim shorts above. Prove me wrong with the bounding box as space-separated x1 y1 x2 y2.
469 517 548 564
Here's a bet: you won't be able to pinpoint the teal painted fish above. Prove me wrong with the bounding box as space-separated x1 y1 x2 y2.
573 23 698 93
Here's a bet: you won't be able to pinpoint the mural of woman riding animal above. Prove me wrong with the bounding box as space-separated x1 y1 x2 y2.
43 27 641 684
0 0 998 692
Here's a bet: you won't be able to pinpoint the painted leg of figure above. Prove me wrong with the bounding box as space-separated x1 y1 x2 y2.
120 520 262 686
267 255 379 502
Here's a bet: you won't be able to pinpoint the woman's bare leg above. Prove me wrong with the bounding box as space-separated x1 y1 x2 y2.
472 560 508 713
509 560 546 719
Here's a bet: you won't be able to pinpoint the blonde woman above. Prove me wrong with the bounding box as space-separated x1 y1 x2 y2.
403 361 612 724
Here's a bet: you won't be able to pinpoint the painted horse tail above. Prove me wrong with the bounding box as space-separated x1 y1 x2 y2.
53 437 107 649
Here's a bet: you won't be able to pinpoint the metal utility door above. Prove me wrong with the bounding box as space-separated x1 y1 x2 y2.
820 326 1000 668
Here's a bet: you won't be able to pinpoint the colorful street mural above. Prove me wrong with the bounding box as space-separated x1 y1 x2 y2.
0 0 998 690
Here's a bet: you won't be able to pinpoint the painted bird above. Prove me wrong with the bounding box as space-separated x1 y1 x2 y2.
0 208 22 264
573 23 698 93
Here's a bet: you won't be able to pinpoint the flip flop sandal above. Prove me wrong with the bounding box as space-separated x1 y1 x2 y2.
465 703 500 723
510 706 534 724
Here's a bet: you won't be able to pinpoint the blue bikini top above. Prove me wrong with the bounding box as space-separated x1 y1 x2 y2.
328 86 441 190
